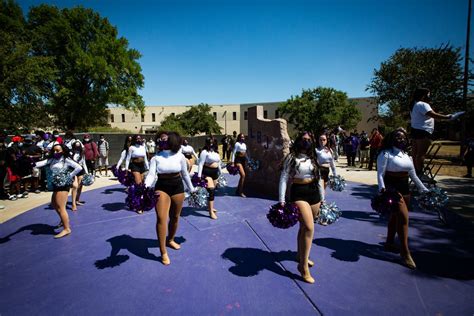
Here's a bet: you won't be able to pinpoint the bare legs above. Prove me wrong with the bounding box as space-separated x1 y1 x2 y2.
71 175 83 211
155 190 185 265
295 200 321 283
411 138 432 175
132 171 145 213
206 176 218 219
236 163 246 197
52 191 71 238
385 194 415 268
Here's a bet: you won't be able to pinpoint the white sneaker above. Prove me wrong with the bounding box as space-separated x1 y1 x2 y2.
8 194 17 201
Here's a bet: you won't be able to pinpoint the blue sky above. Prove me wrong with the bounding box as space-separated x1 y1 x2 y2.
18 0 472 106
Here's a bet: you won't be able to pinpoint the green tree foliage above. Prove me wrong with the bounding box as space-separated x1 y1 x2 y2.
278 87 361 136
158 103 221 136
4 3 145 131
367 45 468 132
0 0 55 130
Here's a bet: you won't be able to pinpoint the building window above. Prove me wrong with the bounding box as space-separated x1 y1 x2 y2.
213 112 217 120
171 112 175 116
110 114 114 123
121 114 125 122
244 111 248 120
141 114 145 122
264 110 268 119
233 112 237 120
152 113 156 122
275 110 279 118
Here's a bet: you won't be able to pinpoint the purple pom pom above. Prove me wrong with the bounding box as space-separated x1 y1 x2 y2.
117 169 134 187
191 172 208 188
266 203 300 229
226 163 239 175
125 183 158 212
111 164 119 177
371 189 402 216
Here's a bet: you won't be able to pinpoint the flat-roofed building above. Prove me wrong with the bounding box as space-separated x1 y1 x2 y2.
107 97 378 135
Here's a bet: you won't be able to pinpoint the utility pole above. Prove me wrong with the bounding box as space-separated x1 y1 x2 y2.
461 0 472 156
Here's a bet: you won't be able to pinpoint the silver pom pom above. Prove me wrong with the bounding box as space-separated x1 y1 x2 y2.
216 174 227 188
51 169 73 187
247 158 260 171
316 202 341 225
82 173 95 186
187 187 209 208
329 175 346 192
417 187 449 211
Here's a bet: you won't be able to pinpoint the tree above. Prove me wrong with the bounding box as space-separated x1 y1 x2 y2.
278 87 361 136
0 0 55 130
26 4 144 130
159 103 221 136
367 45 470 134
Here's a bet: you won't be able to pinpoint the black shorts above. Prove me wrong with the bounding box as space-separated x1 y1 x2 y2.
155 177 184 196
53 185 71 192
202 165 219 180
184 153 193 160
319 166 330 182
234 156 247 168
129 161 146 173
77 168 86 177
384 175 409 196
411 128 432 140
290 181 321 205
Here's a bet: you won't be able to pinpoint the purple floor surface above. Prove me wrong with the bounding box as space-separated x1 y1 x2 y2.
1 175 473 315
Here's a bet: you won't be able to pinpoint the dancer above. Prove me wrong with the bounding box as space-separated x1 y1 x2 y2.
181 138 198 173
279 132 323 284
116 136 132 170
70 141 88 211
315 133 337 195
197 136 222 220
144 131 195 265
125 135 149 213
377 128 429 269
231 133 248 197
35 144 82 238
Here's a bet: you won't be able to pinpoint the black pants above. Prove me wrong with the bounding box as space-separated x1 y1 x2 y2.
86 160 96 174
347 152 356 166
0 165 6 197
466 152 473 175
222 145 228 160
368 148 379 170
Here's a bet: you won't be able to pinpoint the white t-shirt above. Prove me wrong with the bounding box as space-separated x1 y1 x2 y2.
411 101 434 134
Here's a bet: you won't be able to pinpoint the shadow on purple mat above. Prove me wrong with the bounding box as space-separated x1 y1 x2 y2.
94 234 186 269
221 247 302 281
0 223 57 244
102 202 128 212
180 206 213 218
101 187 127 195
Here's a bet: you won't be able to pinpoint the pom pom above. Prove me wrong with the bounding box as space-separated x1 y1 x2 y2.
247 158 260 171
371 189 402 216
329 175 346 192
317 202 341 225
187 187 209 208
191 172 208 188
117 169 134 187
125 183 158 212
51 169 73 187
111 164 119 177
216 174 227 188
417 187 449 211
266 203 300 229
82 173 95 186
226 163 239 175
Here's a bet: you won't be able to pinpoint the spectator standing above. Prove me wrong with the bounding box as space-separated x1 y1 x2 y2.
221 135 229 161
146 138 156 160
83 134 99 177
368 128 383 171
463 133 474 178
359 131 370 168
97 134 110 176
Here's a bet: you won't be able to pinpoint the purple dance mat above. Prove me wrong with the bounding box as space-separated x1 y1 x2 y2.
1 175 473 315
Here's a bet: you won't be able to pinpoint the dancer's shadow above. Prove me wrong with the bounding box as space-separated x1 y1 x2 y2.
94 234 186 269
350 184 378 199
0 223 57 244
102 202 128 212
102 187 126 195
340 210 385 225
215 185 238 196
412 250 474 280
221 248 300 280
314 237 396 264
180 206 211 218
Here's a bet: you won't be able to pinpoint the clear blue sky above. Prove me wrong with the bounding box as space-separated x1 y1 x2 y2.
18 0 472 106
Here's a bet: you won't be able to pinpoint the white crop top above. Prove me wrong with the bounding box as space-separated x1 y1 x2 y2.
36 157 83 178
231 142 247 162
181 145 198 159
144 150 194 191
197 150 222 177
125 145 149 170
72 152 88 173
315 147 337 176
116 149 127 168
279 154 324 203
377 147 428 192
